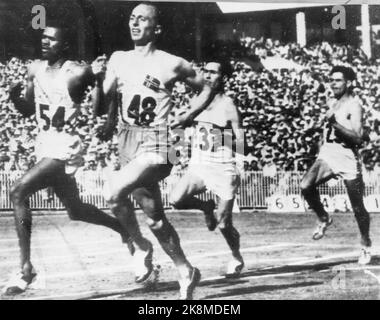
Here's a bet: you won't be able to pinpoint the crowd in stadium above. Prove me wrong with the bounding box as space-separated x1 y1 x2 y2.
1 38 380 173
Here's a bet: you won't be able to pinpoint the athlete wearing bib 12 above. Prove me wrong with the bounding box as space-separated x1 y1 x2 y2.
92 3 214 300
170 60 245 278
317 97 361 180
33 60 83 170
4 22 133 296
301 65 372 265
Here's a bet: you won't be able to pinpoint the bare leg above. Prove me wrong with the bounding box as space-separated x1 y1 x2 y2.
170 171 216 230
52 169 134 253
10 158 63 275
344 177 371 247
300 159 335 222
134 184 192 273
216 198 242 262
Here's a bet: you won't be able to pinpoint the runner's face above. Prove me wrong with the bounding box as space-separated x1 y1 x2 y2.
330 72 348 98
203 63 222 90
41 27 64 60
129 4 158 45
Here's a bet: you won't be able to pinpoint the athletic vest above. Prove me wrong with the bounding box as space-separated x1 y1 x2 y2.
110 51 173 127
323 97 359 150
33 61 79 133
190 95 236 165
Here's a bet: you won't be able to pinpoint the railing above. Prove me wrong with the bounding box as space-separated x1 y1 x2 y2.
1 170 380 211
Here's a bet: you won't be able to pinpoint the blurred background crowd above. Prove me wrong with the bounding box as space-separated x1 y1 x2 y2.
1 38 380 173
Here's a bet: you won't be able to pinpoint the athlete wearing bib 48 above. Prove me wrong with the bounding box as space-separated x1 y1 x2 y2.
92 3 214 300
170 59 245 278
301 66 372 265
4 22 134 296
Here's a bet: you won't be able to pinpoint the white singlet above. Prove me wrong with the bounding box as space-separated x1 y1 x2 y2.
317 97 361 180
107 50 174 128
187 94 240 200
33 61 83 173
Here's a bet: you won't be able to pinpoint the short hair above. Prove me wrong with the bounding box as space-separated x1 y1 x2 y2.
205 57 233 78
135 2 162 25
45 20 73 44
330 65 356 82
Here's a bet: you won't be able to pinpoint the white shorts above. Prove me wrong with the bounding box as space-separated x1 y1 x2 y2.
317 143 360 181
35 131 84 175
187 162 240 200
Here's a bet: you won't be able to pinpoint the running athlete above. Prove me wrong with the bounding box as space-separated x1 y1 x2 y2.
300 66 372 265
170 59 245 277
3 22 133 295
92 3 213 300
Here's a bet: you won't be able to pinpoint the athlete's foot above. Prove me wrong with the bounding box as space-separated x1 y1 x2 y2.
358 246 372 265
225 256 244 278
203 200 217 231
179 267 201 300
312 217 333 240
133 242 154 283
2 269 37 296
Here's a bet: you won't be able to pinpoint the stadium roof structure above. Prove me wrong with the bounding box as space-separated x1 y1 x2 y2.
216 2 330 14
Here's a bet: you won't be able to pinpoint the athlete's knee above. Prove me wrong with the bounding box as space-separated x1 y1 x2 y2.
66 202 85 221
218 220 232 230
107 193 125 213
10 182 26 204
169 195 183 209
217 214 232 230
300 179 314 195
146 217 164 230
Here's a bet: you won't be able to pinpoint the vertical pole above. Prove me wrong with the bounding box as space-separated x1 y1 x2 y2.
361 4 372 59
296 11 306 47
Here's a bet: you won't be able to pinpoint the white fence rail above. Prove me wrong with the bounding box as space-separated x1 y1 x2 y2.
1 170 380 211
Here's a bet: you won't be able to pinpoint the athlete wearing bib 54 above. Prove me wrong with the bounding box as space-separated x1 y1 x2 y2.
92 2 214 300
4 21 133 296
170 59 245 278
300 66 372 265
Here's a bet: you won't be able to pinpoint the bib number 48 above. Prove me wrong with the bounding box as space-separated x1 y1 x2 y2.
126 95 156 126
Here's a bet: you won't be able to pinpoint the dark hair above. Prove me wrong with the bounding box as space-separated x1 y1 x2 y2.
45 20 73 44
44 19 75 56
205 57 233 78
330 65 356 81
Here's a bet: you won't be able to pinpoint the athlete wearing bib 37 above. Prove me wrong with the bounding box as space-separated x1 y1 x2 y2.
92 3 213 300
170 59 245 277
4 22 133 296
301 66 372 265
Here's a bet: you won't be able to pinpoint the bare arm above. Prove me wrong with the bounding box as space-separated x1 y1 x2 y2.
226 100 247 156
91 54 119 141
91 55 110 116
171 59 214 128
67 63 96 104
9 63 37 117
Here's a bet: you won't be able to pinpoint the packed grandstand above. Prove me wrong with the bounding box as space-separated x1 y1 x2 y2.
1 38 380 174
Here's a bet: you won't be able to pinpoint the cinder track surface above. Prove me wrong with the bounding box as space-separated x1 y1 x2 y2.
1 210 379 300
